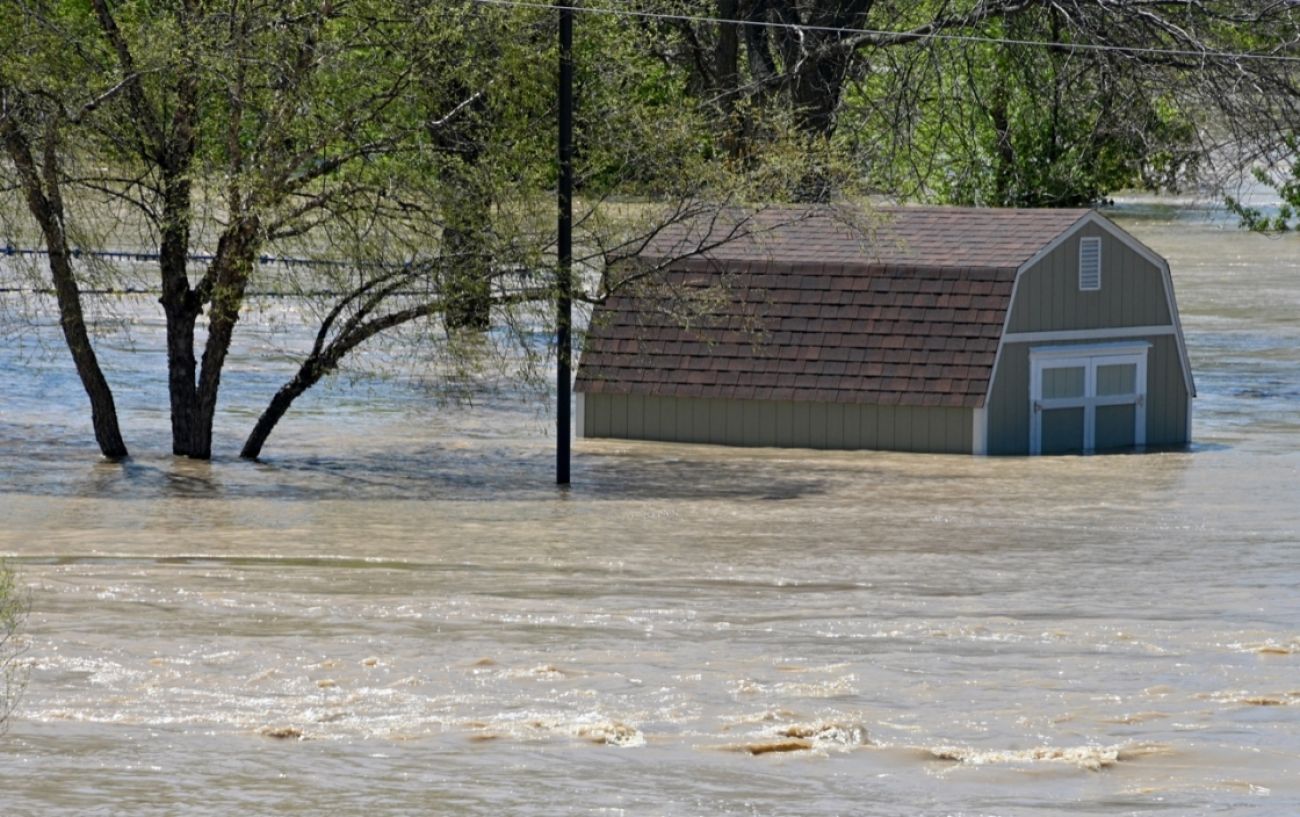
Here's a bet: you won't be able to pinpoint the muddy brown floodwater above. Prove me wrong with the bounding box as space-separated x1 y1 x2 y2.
1 203 1299 816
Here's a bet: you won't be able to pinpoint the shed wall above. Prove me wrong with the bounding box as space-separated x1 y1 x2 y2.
1008 224 1171 333
582 394 973 453
985 334 1189 455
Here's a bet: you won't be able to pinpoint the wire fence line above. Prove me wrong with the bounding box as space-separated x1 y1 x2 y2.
3 242 433 299
2 242 410 270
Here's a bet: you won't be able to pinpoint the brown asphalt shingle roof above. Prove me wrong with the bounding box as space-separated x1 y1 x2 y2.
576 206 1091 409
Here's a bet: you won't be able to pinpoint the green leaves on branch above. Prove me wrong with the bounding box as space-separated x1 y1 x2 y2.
1227 138 1299 233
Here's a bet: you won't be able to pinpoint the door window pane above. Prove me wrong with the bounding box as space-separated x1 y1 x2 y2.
1042 366 1086 399
1096 363 1138 396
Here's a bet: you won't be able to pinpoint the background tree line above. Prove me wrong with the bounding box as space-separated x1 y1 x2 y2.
1 0 1297 461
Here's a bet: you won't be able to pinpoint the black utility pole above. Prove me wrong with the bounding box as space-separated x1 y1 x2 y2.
556 2 574 485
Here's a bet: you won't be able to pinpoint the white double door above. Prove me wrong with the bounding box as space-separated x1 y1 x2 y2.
1029 343 1149 455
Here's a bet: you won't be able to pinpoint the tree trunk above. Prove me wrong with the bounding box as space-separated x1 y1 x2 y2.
714 1 740 101
47 244 130 460
441 217 492 332
157 173 204 457
991 84 1016 206
241 298 440 460
790 54 851 203
1 117 128 459
162 300 203 456
240 369 313 460
190 222 259 459
158 219 258 460
438 154 492 331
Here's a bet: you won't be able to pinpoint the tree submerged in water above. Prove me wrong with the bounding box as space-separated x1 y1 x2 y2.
3 0 1299 462
1 0 838 461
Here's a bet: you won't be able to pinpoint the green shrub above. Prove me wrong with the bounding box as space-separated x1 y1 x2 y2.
0 561 26 731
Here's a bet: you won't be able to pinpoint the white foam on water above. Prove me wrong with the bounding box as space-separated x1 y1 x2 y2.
922 742 1172 772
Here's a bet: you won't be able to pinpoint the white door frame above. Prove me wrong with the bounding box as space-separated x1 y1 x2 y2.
1029 341 1150 455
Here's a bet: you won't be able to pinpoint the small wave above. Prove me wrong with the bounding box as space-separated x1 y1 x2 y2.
259 725 304 740
1237 695 1298 707
461 712 645 747
1098 711 1168 725
721 708 803 728
924 743 1167 771
1218 780 1272 796
500 664 572 680
773 662 851 674
1246 640 1298 656
732 675 857 699
1200 690 1300 707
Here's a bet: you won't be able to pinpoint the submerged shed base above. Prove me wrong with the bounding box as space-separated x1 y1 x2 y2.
577 393 975 454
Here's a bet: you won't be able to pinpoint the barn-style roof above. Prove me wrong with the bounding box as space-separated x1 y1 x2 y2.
575 206 1092 409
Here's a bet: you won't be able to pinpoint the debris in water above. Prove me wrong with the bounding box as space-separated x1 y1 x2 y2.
777 722 870 746
738 739 813 755
576 721 644 747
1240 696 1288 706
259 726 304 740
1253 644 1294 655
721 721 869 755
1202 690 1299 707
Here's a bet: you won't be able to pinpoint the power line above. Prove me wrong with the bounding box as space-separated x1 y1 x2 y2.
469 0 1300 65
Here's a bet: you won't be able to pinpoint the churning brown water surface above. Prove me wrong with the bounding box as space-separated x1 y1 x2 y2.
1 205 1298 816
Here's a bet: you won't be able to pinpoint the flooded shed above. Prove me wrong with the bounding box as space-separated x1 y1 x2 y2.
575 206 1194 455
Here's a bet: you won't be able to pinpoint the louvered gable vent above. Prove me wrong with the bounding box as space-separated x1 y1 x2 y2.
1079 237 1102 291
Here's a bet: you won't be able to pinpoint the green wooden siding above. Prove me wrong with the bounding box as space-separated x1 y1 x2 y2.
582 394 973 454
985 334 1190 455
1007 224 1171 333
985 229 1191 454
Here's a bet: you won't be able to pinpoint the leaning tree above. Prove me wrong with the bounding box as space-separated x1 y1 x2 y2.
2 0 503 459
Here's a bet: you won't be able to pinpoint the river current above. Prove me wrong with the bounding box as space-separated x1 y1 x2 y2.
1 205 1298 816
